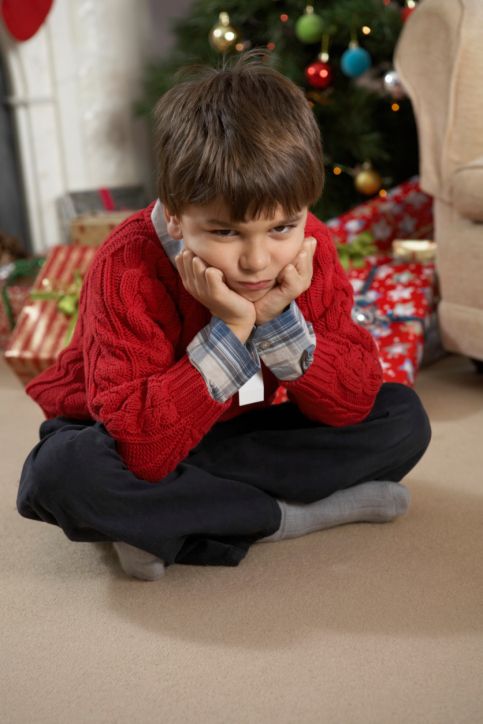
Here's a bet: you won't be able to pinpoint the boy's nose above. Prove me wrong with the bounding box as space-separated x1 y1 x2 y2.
239 242 270 272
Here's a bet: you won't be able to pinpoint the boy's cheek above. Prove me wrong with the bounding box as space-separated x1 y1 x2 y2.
283 246 304 271
182 242 216 270
291 236 307 261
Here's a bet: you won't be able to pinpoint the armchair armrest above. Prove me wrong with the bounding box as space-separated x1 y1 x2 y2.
451 157 483 221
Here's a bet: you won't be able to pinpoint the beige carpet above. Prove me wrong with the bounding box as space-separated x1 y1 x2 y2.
1 353 482 724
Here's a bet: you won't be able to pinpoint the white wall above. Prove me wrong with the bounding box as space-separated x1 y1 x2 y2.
0 0 194 253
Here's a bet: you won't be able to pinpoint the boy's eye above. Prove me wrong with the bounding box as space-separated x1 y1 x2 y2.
273 225 294 234
210 224 295 237
210 229 237 237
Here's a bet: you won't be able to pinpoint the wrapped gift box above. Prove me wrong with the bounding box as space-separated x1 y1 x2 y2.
0 259 45 350
333 183 443 383
4 245 97 385
57 185 148 242
348 259 439 386
327 176 434 254
347 259 438 315
70 210 135 247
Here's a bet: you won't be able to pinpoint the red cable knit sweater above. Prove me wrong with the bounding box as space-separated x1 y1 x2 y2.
26 203 383 482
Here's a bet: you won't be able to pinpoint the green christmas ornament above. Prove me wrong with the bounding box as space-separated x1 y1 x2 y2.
295 5 324 44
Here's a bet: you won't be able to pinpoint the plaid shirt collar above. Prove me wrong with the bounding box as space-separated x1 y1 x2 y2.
151 199 184 268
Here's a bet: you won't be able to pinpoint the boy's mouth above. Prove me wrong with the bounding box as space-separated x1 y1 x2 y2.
236 279 273 291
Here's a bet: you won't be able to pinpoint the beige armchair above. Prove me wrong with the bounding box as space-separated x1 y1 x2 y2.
395 0 483 367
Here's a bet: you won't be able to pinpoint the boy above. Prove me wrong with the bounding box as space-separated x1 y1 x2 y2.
17 50 431 581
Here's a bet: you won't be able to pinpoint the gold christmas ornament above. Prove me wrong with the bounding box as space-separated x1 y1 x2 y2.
209 12 241 53
354 163 382 195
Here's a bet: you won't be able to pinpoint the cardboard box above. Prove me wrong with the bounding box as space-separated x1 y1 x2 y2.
70 211 135 247
57 185 148 242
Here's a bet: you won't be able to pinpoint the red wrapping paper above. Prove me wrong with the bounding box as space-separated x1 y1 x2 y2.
327 177 434 253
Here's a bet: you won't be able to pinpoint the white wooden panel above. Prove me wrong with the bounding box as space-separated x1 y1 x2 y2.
1 0 194 253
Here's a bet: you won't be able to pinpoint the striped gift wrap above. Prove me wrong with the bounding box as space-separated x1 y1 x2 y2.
4 245 97 385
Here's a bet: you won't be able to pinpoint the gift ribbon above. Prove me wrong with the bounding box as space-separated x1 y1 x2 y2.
357 262 379 295
30 269 84 346
352 300 426 332
98 187 116 211
1 257 45 330
336 231 377 270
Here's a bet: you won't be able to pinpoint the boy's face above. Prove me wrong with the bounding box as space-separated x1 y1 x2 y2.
163 198 309 301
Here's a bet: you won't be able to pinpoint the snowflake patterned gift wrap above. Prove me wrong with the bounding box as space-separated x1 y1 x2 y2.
348 260 439 386
326 177 433 254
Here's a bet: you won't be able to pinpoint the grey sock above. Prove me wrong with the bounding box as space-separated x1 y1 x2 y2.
113 541 166 581
258 481 411 543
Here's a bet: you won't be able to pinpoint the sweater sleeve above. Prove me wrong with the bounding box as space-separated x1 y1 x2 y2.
282 214 383 425
81 239 231 482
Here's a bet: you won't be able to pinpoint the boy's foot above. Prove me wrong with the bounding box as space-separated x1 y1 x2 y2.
259 481 411 542
113 541 166 581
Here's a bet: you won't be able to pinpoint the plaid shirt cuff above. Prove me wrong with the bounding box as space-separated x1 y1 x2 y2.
252 301 316 381
187 317 260 402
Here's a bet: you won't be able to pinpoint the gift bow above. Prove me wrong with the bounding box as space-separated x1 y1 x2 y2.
336 231 377 270
30 270 84 346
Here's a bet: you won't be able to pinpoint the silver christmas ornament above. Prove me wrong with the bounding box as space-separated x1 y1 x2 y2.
383 69 406 99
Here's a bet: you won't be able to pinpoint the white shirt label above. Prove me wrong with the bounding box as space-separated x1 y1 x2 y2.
238 368 265 406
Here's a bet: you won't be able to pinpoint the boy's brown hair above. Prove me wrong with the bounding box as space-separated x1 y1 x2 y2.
153 49 324 222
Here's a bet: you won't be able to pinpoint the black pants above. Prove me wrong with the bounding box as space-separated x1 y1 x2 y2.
17 383 431 568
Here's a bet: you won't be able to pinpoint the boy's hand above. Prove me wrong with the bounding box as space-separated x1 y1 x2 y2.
254 237 317 325
175 249 256 341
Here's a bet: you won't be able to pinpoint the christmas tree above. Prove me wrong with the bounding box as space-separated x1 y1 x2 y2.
137 0 419 220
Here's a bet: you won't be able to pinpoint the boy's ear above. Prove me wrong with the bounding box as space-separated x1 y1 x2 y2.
163 206 183 240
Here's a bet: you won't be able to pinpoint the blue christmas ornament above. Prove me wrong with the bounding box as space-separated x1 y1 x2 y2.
341 44 372 78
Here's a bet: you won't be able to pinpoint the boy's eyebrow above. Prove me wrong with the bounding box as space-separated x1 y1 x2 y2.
204 213 304 227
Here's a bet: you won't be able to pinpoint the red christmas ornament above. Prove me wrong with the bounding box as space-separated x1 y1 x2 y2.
0 0 54 42
305 60 333 89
